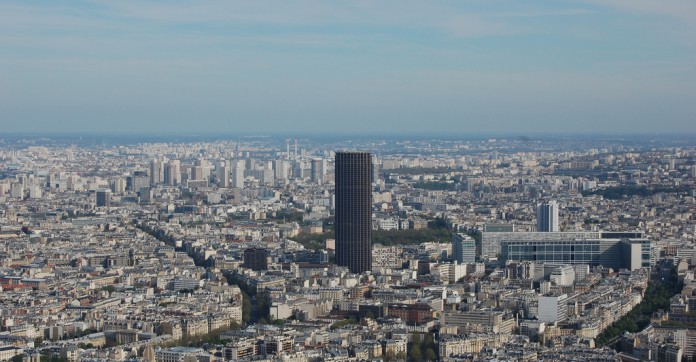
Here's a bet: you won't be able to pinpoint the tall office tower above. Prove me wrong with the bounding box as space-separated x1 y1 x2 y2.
537 201 559 232
191 166 204 181
163 165 170 185
452 233 476 264
10 183 24 199
274 160 289 180
150 159 164 185
311 158 324 184
372 155 380 183
260 168 275 185
193 159 210 181
217 161 230 188
231 160 245 188
164 160 181 186
245 158 256 171
28 185 42 199
47 174 56 188
128 171 150 192
96 189 111 207
110 177 126 194
292 160 306 179
335 151 373 274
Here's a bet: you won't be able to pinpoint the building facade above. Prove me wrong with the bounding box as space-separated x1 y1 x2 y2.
500 238 651 270
452 233 476 264
335 151 373 274
243 248 269 271
536 201 559 232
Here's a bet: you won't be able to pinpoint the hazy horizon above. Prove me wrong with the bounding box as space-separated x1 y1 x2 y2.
2 1 695 134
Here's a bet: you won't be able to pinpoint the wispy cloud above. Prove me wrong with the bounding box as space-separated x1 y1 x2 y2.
580 0 696 47
582 0 696 23
492 8 595 18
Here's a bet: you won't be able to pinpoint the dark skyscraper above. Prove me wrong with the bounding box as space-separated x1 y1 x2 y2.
335 151 373 274
243 248 269 271
96 189 111 208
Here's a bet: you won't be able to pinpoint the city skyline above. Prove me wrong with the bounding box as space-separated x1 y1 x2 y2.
2 1 695 134
2 1 696 360
0 134 695 360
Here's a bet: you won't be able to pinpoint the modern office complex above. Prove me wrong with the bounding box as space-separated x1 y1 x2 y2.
482 231 601 259
499 235 651 270
536 201 559 232
243 248 269 271
335 151 373 274
481 231 651 270
452 233 476 264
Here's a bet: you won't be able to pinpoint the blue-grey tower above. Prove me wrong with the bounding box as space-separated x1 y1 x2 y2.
335 151 373 274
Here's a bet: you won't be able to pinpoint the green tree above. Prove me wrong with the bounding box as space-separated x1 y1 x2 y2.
330 317 359 330
409 333 422 362
242 292 251 323
256 295 270 321
422 333 435 350
410 345 422 361
425 348 437 361
422 333 436 361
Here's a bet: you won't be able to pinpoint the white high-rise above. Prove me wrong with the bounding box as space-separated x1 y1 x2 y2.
538 294 568 322
231 160 245 188
217 161 230 188
536 201 559 232
274 160 289 180
150 159 164 185
311 158 324 184
165 160 181 186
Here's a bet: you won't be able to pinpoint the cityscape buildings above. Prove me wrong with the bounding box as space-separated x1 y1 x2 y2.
0 135 694 362
4 1 696 360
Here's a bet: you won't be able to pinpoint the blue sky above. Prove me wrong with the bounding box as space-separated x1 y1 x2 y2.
1 0 695 135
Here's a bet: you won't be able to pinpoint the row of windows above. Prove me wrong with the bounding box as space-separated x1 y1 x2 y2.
503 252 600 262
506 245 600 253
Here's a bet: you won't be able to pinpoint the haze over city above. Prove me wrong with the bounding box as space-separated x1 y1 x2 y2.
2 1 696 134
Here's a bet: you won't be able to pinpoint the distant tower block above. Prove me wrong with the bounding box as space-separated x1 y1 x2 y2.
537 201 559 232
96 189 111 207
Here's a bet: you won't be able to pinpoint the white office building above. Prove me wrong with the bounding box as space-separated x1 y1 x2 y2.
537 201 559 232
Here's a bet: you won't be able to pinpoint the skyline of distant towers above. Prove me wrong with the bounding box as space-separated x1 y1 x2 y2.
537 200 559 232
334 151 373 274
